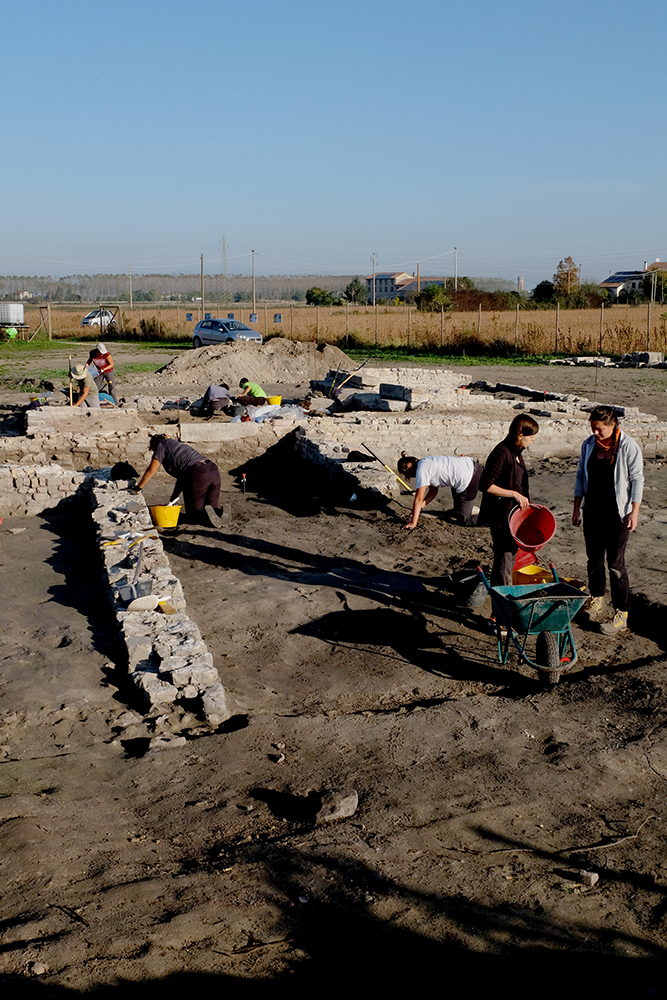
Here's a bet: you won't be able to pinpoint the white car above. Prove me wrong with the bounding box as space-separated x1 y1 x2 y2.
81 309 115 329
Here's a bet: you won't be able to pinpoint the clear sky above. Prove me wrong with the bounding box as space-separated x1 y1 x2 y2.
3 0 665 286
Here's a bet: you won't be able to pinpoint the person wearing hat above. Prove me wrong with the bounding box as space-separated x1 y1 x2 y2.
237 378 267 406
70 364 100 408
87 343 116 401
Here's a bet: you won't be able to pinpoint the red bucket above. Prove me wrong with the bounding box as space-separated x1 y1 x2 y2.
508 503 556 570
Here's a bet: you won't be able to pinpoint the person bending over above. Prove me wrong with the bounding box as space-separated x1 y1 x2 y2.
87 343 117 402
137 433 223 528
397 453 484 529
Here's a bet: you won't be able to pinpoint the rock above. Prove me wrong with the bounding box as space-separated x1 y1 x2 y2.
574 869 599 887
315 787 359 823
201 683 231 726
28 962 48 976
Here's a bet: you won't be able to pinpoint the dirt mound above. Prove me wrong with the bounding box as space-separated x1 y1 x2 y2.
134 338 354 388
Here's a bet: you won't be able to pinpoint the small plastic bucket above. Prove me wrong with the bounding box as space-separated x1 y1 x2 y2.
266 395 282 405
149 504 181 528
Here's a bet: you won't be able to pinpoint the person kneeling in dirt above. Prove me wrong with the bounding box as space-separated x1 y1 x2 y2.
236 377 267 406
397 453 484 529
136 434 224 528
69 364 100 408
201 382 233 417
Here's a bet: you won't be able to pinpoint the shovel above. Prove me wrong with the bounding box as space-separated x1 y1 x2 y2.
118 541 155 611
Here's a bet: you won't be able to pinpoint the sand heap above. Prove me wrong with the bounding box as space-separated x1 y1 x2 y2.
133 338 354 388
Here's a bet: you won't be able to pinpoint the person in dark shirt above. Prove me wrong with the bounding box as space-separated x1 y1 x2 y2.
479 414 539 586
137 434 223 527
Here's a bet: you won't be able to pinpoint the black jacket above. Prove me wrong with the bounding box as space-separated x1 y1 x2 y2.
479 439 529 528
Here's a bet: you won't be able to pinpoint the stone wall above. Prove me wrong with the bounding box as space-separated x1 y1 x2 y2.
88 471 231 734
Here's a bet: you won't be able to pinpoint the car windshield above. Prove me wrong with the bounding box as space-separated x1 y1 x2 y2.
225 321 250 331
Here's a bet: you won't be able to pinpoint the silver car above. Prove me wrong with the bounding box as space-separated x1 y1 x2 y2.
192 318 263 348
81 309 115 329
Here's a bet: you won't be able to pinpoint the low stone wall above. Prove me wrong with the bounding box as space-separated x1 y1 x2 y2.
88 471 231 733
0 462 88 515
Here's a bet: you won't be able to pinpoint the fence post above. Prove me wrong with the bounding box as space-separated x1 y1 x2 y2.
317 306 320 343
555 303 559 353
440 306 444 348
177 306 180 336
647 301 651 351
599 303 604 354
408 307 411 347
264 304 268 338
291 304 294 338
375 303 378 346
514 302 519 351
47 302 52 341
477 302 481 337
345 301 349 345
157 305 160 337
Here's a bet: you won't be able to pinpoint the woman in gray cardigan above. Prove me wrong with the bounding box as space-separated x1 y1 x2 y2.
572 406 643 635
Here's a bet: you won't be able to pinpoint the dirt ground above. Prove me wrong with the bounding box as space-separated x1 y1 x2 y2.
1 352 667 996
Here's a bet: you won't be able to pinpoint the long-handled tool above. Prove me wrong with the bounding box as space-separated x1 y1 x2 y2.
118 541 155 611
361 442 414 492
68 355 73 407
327 364 342 398
331 360 367 397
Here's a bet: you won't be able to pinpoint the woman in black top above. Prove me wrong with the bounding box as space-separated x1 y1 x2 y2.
480 415 539 585
137 434 223 527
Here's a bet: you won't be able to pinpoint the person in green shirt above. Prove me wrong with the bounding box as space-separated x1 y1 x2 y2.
237 377 267 406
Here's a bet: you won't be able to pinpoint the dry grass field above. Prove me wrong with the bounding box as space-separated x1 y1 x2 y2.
22 301 667 356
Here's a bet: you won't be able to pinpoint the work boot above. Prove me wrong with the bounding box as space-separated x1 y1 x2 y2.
600 610 628 636
584 595 605 620
205 505 224 528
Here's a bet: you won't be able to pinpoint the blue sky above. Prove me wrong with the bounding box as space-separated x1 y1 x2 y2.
3 0 665 286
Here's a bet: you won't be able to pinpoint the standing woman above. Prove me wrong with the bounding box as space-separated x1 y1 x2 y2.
137 434 223 528
572 406 643 635
479 415 539 585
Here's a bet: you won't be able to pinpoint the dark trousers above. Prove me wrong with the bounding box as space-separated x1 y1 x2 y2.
93 370 117 402
490 523 518 587
451 461 483 526
583 508 631 612
180 460 221 522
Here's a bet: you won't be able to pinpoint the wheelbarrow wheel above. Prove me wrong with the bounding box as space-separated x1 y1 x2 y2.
536 631 561 686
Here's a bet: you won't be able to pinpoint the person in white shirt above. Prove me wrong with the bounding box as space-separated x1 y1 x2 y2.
397 453 483 530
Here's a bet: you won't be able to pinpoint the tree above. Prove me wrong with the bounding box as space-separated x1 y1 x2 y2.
343 277 367 305
553 257 581 296
531 280 556 303
306 287 335 306
415 283 452 312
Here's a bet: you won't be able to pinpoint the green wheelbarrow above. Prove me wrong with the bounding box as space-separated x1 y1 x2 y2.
478 564 587 685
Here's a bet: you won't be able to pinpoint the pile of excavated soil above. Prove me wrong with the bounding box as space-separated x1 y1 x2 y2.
133 338 354 388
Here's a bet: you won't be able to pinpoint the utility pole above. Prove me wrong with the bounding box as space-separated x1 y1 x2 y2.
370 253 377 307
128 265 133 309
252 250 256 313
200 254 204 321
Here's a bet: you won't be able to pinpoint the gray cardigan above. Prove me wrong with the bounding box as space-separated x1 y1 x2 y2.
575 430 644 519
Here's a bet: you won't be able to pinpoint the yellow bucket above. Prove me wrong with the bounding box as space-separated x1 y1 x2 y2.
512 564 553 585
149 504 181 528
266 395 281 405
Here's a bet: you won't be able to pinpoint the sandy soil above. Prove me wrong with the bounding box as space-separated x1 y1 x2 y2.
1 355 667 995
